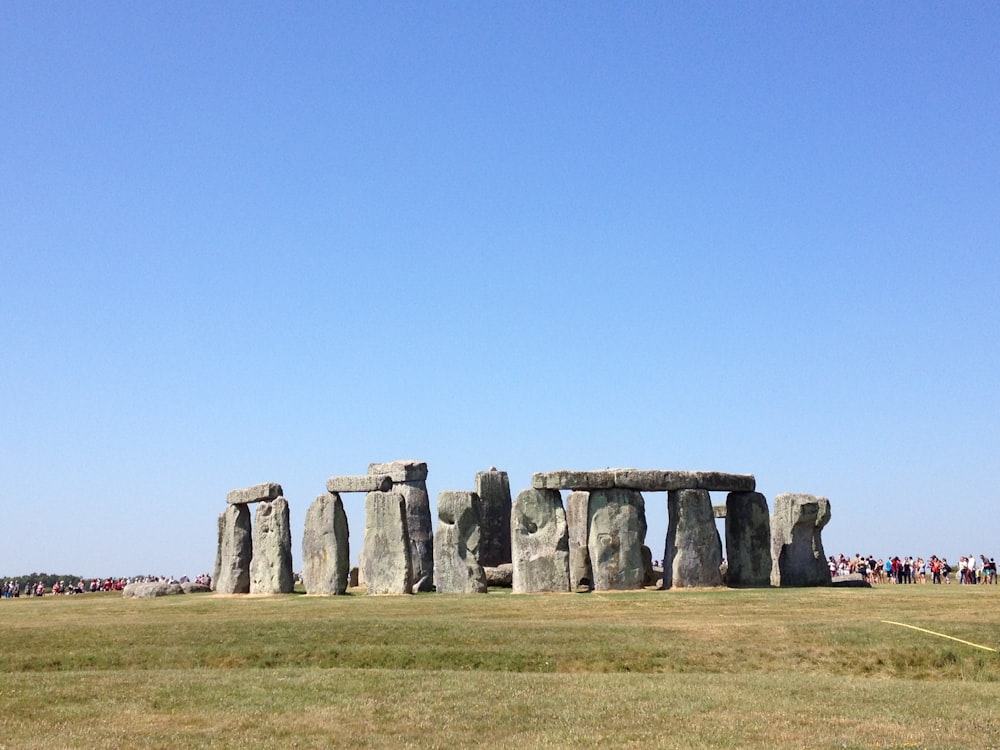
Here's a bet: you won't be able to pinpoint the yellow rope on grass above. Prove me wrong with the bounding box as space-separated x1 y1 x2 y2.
881 620 998 653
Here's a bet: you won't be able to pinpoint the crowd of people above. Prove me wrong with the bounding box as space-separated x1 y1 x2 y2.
1 573 212 598
829 553 998 585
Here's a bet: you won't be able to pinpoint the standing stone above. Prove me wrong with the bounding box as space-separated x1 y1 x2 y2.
250 497 294 594
369 461 433 591
362 491 413 595
770 493 832 587
588 489 647 591
475 469 512 568
511 488 570 593
664 489 723 588
212 511 224 591
725 492 772 587
565 491 592 590
434 491 487 594
216 504 252 594
301 492 350 595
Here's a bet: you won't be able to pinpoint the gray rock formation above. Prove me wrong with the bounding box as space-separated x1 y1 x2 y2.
641 545 657 587
123 581 185 598
212 511 224 591
475 469 512 568
369 461 433 591
215 503 252 594
587 488 647 591
362 491 413 595
484 563 513 588
180 582 212 594
725 492 772 587
511 488 570 593
250 497 294 594
532 469 755 493
301 492 350 595
770 493 832 587
565 491 592 590
226 482 283 505
325 474 393 493
433 491 487 594
664 489 723 588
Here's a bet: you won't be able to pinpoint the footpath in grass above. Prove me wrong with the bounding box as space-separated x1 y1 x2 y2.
1 585 998 749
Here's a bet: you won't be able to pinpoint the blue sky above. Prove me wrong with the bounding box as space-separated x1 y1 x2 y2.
3 3 998 577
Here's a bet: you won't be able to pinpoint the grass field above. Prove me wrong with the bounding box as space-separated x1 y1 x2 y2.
1 584 998 749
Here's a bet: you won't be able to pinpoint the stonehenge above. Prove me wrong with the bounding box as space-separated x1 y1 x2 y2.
213 466 833 597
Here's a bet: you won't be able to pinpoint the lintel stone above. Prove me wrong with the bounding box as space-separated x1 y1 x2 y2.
326 474 393 493
368 460 428 482
226 482 283 505
531 469 755 493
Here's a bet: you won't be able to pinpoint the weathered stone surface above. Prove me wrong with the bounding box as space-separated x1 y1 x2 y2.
123 581 185 598
532 469 755 493
532 471 615 490
511 488 570 593
212 511 224 591
664 489 723 588
215 504 252 594
180 582 212 594
250 497 294 594
226 482 283 505
368 460 428 482
370 460 433 590
301 492 350 595
565 491 592 589
484 563 513 588
348 567 359 588
475 469 512 568
587 489 647 591
641 545 657 587
325 474 393 493
713 504 727 519
831 573 870 588
770 493 831 587
725 492 772 588
362 491 413 595
433 491 487 594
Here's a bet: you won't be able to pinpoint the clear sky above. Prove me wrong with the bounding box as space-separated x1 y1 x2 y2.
2 3 998 578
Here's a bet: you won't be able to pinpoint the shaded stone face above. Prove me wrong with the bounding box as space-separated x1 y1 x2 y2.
587 489 647 591
301 492 350 595
433 491 487 594
362 491 413 595
664 489 723 588
226 482 283 505
770 493 831 587
510 488 570 593
215 504 252 594
250 497 294 594
725 492 772 588
565 491 592 590
475 470 512 568
369 461 433 591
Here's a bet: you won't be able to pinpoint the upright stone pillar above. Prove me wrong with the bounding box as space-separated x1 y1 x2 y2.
511 488 570 593
362 491 413 595
770 493 831 587
302 492 350 595
664 489 723 588
369 460 433 591
434 491 487 594
215 504 252 594
250 496 294 594
725 492 772 587
587 489 647 591
565 491 592 590
475 469 512 568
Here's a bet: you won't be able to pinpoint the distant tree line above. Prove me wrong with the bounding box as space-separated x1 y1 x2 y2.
1 573 88 587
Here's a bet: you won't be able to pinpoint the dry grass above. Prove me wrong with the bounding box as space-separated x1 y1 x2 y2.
1 585 999 748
